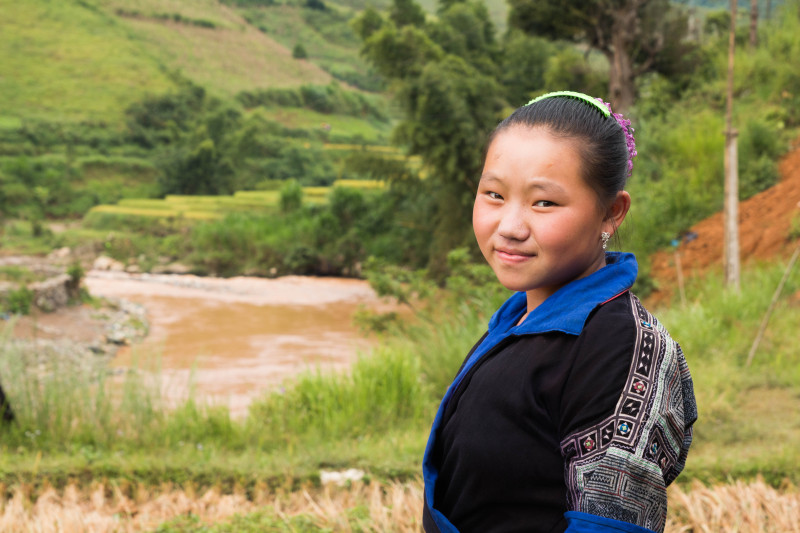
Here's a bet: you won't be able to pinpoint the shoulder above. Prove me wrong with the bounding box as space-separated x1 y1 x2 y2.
570 291 642 390
579 291 681 363
579 290 638 347
553 291 641 439
559 291 697 532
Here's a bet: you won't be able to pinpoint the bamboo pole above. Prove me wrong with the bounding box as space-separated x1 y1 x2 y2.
724 0 741 291
745 241 800 367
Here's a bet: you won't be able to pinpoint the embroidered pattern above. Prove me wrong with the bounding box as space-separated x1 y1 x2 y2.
560 293 697 533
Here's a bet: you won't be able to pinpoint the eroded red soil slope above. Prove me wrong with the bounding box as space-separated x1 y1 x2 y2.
647 141 800 307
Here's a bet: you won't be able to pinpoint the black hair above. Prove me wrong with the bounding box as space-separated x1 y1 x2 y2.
489 96 630 206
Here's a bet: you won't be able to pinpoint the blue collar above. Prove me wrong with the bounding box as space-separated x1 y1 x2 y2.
488 251 638 336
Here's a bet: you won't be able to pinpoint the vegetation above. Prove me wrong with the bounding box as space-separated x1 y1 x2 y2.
2 0 800 528
0 476 797 531
507 0 695 112
1 255 799 519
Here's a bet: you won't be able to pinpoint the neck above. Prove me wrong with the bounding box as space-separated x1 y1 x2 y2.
523 253 608 317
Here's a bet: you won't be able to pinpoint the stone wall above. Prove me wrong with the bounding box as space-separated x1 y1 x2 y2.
0 274 77 313
0 257 78 313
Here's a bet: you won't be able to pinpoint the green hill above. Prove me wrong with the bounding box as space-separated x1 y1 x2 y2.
0 0 347 124
0 0 177 124
0 0 397 223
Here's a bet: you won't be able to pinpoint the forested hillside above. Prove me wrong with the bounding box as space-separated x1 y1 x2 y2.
1 0 799 280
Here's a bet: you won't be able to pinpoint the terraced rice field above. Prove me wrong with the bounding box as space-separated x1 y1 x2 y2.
86 181 385 221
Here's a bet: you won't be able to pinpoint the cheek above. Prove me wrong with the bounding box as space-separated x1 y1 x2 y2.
539 212 601 251
472 202 491 244
535 216 583 250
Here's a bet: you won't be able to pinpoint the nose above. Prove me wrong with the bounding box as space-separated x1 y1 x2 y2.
497 204 530 241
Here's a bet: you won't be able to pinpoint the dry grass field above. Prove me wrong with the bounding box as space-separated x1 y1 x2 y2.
0 478 797 532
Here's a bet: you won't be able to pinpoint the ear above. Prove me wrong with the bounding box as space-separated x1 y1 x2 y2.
603 191 631 235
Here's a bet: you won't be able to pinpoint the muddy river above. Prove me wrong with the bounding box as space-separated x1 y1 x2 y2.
85 271 387 416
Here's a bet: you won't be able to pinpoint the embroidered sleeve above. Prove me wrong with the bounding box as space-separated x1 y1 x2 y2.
560 293 697 533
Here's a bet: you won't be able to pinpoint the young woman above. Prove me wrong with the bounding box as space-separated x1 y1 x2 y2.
422 92 697 533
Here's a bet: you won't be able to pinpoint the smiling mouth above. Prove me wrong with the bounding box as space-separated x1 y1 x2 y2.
495 249 535 263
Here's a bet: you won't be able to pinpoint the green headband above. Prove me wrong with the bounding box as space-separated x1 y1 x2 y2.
526 91 611 118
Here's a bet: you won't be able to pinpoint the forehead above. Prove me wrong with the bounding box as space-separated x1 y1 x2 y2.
483 126 584 183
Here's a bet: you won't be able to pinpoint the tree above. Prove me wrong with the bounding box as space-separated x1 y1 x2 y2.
292 43 308 59
500 31 555 105
355 0 505 274
280 179 304 212
351 6 384 41
390 0 426 27
507 0 690 112
305 0 326 10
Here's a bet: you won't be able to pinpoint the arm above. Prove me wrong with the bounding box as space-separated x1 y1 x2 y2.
559 294 697 533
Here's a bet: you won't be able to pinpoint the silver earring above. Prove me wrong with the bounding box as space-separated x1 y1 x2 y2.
601 232 611 250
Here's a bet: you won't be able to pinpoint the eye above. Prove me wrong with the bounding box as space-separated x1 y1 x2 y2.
533 200 556 207
485 191 503 200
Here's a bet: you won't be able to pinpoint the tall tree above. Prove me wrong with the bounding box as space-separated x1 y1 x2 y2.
354 0 505 274
507 0 688 112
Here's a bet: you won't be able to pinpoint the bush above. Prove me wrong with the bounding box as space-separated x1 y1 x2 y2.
3 286 34 315
279 179 304 212
739 118 783 199
66 261 85 301
305 0 326 10
236 83 387 121
292 43 308 59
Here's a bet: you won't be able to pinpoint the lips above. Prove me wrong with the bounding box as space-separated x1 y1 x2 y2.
495 248 535 264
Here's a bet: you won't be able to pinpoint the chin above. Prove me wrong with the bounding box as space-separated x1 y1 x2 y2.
494 276 535 293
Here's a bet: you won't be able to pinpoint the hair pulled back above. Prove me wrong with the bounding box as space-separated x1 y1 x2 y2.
491 96 631 206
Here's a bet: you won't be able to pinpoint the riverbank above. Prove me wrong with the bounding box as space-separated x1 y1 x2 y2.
2 250 391 416
84 270 387 416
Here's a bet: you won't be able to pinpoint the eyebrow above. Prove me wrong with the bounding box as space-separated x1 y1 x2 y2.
479 174 566 194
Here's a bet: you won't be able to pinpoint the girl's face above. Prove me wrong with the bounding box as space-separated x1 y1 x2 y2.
474 126 622 311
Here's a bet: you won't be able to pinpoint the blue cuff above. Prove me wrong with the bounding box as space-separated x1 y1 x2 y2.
564 511 657 533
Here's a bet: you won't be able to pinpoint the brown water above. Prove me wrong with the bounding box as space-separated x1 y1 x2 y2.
85 272 385 416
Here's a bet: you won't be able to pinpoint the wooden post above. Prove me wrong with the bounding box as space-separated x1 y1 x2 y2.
724 0 741 291
674 248 687 307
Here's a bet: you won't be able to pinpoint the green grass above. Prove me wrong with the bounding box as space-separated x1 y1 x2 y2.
0 258 799 497
0 325 427 490
651 261 800 485
88 204 221 220
103 0 244 30
0 221 58 256
253 107 392 143
117 12 332 97
1 0 382 126
0 266 47 284
237 2 384 90
0 0 176 123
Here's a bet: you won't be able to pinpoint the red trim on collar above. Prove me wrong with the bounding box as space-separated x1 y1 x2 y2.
601 289 630 306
